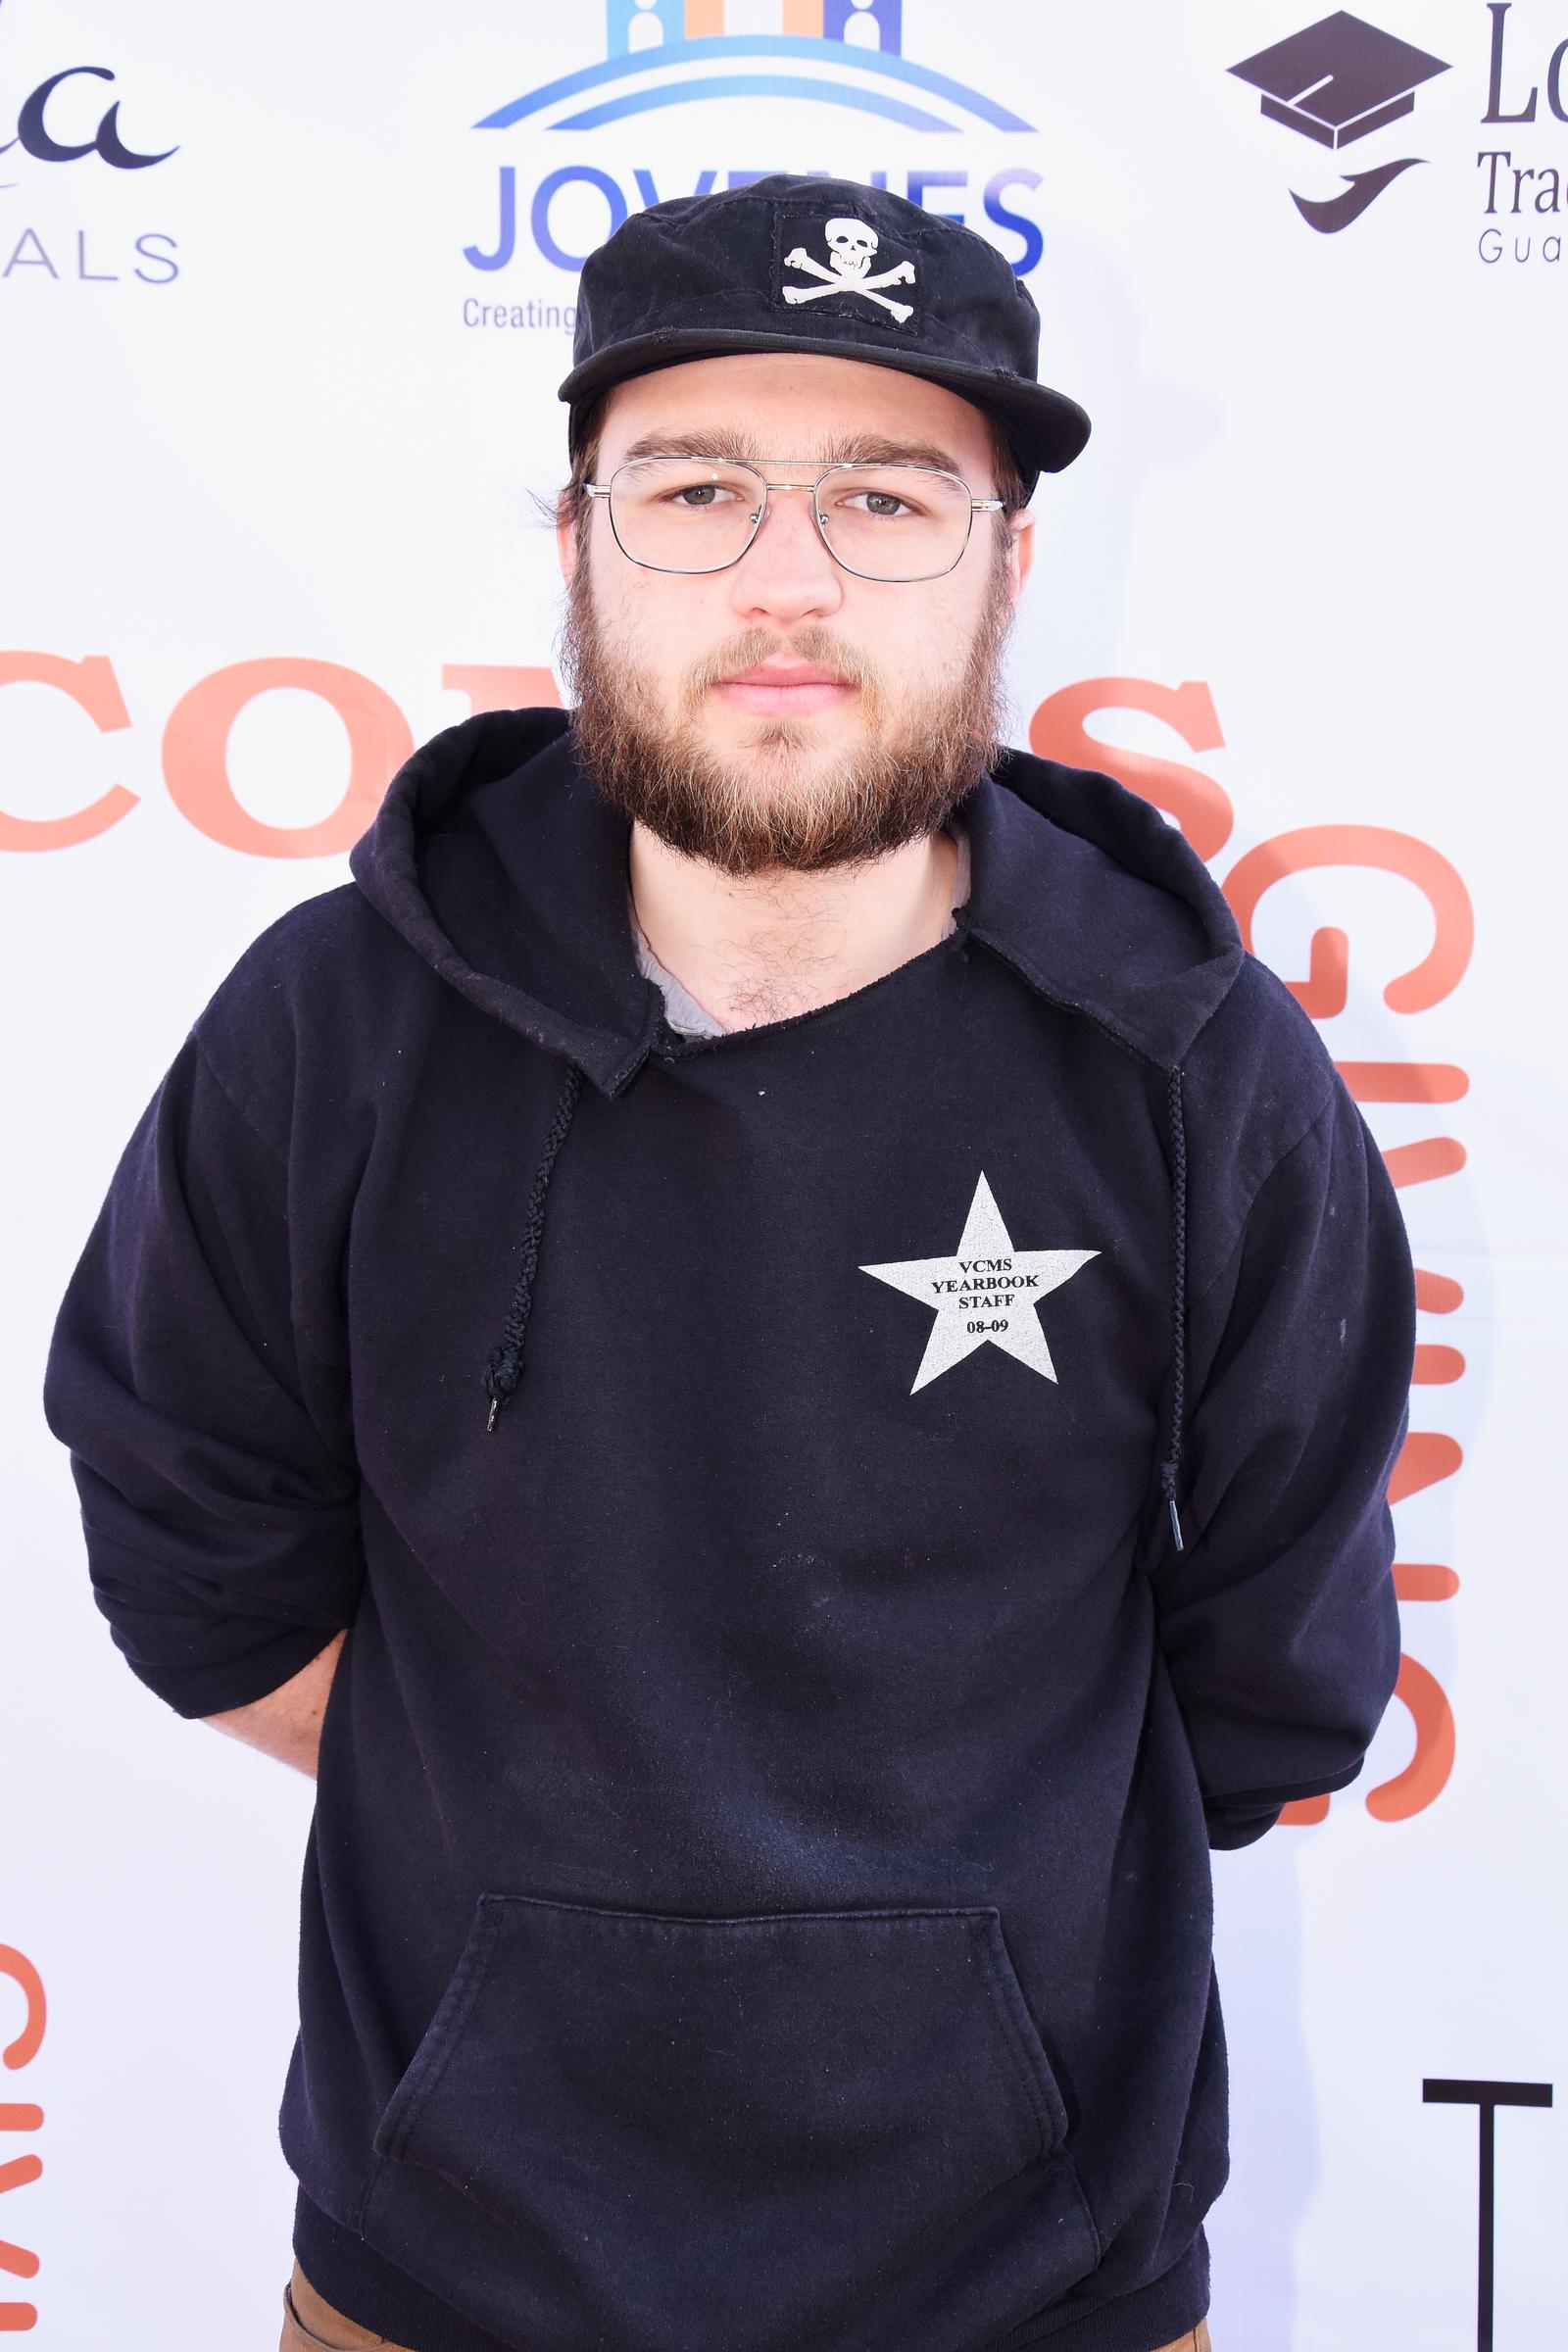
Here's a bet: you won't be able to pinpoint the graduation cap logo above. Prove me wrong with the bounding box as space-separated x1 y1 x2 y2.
1229 11 1450 232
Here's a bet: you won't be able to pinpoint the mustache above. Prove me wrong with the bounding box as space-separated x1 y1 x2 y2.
681 627 885 710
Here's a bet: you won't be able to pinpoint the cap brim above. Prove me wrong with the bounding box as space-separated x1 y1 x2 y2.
557 328 1091 484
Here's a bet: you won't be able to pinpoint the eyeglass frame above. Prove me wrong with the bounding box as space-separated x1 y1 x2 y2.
581 455 1007 584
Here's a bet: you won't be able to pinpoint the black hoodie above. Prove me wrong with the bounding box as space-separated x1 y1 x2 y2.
44 710 1414 2352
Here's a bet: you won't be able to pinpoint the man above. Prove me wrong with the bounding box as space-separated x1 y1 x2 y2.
43 177 1414 2352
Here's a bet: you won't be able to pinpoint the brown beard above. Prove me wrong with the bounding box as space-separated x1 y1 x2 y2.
559 526 1017 879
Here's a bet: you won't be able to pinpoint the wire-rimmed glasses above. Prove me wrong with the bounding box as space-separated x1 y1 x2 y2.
583 456 1005 583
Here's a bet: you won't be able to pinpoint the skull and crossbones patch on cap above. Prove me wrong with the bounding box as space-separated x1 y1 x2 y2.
774 211 918 331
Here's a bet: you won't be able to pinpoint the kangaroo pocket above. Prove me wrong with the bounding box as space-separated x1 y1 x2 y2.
359 1892 1102 2352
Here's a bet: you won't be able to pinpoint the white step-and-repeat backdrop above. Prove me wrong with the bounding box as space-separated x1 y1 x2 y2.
4 3 1562 2345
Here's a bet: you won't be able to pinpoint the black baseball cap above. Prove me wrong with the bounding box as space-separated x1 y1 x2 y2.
558 174 1090 497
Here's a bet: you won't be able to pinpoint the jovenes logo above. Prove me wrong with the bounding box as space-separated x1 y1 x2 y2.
465 1 1047 282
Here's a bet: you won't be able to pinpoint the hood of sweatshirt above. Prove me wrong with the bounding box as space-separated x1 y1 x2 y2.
46 705 1412 2352
348 708 1245 1102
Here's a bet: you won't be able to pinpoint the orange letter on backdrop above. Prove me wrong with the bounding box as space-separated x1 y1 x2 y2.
162 660 415 858
1278 1654 1457 1825
0 653 137 852
1027 678 1234 861
0 1944 44 2328
442 663 564 715
1364 1654 1457 1820
1222 826 1474 1016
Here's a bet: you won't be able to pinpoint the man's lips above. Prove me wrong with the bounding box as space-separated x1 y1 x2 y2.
710 662 857 715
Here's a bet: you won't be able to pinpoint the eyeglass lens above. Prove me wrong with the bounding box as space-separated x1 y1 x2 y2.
606 459 975 581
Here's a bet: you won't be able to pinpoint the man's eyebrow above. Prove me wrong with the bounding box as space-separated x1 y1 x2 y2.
615 429 972 475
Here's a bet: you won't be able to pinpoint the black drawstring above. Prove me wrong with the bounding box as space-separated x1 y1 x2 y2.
483 1058 583 1433
1158 1065 1189 1552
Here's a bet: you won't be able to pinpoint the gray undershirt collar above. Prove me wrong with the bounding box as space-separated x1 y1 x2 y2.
630 820 972 1040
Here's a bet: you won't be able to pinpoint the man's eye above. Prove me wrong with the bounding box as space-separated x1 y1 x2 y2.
851 491 914 519
672 483 732 507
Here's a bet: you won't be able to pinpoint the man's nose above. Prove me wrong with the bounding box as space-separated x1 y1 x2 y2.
726 485 846 628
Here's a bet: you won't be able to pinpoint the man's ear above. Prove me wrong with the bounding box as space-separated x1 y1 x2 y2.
557 513 578 586
1008 510 1036 598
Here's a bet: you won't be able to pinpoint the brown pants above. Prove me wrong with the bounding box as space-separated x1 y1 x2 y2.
279 2258 1213 2352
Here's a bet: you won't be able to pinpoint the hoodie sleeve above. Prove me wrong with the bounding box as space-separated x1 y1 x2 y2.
1152 1073 1415 1851
42 1024 365 1722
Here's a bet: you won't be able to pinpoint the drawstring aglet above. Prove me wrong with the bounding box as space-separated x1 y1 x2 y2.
1167 1495 1185 1552
485 1396 500 1435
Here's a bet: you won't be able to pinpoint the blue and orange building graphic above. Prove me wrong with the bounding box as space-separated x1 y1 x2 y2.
608 3 902 56
479 1 1029 135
